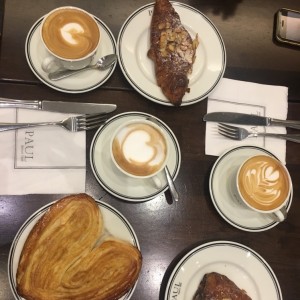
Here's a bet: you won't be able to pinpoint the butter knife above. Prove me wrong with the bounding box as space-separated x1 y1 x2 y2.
203 112 300 130
0 97 116 114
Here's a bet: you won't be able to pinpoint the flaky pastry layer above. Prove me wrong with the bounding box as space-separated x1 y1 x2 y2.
16 193 142 300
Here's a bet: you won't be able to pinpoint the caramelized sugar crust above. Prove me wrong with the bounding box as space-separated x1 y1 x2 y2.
16 194 142 300
193 272 252 300
148 0 198 106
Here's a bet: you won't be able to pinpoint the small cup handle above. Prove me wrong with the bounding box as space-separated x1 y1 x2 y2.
152 175 162 189
41 56 63 73
272 207 287 222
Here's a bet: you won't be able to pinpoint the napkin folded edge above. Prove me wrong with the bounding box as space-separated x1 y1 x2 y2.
205 78 288 164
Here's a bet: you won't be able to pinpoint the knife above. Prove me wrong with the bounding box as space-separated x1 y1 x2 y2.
203 112 300 130
0 97 116 114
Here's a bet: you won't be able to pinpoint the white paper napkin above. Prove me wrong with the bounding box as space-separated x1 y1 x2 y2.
205 78 288 163
0 108 86 194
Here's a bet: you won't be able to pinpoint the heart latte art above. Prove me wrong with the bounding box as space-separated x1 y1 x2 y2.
238 155 290 211
112 122 168 177
42 8 100 59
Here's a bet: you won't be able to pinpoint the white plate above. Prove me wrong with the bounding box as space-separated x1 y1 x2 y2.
117 2 226 106
90 112 181 202
209 146 293 232
164 240 282 300
25 16 116 93
8 199 140 300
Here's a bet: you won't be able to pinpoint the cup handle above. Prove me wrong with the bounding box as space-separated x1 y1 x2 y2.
272 207 287 222
41 56 63 73
151 175 162 189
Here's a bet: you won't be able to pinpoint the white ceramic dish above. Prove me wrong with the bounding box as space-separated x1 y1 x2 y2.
25 15 116 93
8 199 140 300
117 2 226 106
209 146 293 232
90 112 181 202
164 240 282 300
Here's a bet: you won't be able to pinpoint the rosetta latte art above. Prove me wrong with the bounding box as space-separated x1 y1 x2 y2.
238 155 290 211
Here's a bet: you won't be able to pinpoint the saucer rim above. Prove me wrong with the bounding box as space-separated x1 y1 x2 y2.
209 145 293 232
90 112 181 202
25 15 117 94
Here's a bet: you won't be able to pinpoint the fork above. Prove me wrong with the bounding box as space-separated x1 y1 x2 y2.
0 114 108 132
218 123 300 143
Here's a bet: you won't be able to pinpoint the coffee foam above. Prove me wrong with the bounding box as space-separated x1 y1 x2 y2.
60 23 84 45
42 8 100 59
238 155 290 211
112 123 167 177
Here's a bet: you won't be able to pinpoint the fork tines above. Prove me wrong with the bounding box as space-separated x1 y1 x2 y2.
218 123 238 139
77 114 108 130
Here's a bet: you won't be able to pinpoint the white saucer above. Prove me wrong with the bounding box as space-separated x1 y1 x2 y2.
209 146 293 232
164 241 282 300
8 199 140 300
25 16 116 93
90 112 181 202
117 2 226 106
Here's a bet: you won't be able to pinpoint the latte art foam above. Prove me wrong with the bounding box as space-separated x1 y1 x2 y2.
112 123 167 177
42 8 100 59
60 23 84 45
238 155 290 211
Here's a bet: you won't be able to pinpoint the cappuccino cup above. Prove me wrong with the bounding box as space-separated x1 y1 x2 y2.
110 119 169 188
235 155 292 222
40 6 100 72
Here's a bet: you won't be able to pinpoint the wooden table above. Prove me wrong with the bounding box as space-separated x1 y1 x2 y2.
0 1 299 299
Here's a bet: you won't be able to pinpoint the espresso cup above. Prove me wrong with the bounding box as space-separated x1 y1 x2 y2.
110 119 169 188
40 6 100 72
235 154 292 222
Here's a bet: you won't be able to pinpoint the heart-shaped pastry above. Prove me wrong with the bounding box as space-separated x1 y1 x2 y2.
16 194 142 300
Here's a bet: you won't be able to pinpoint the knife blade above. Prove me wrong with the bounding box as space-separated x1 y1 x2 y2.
0 97 116 114
203 112 300 129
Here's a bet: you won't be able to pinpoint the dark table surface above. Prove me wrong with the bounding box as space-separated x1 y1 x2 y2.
0 0 300 300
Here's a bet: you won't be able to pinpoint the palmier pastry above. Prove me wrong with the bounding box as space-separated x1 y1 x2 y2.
148 0 199 106
193 272 252 300
16 193 142 300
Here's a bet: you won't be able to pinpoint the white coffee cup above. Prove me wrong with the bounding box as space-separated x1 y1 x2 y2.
110 119 169 188
40 6 100 72
235 154 292 222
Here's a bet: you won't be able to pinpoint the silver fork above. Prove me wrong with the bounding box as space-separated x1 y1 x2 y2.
0 114 108 132
218 123 300 143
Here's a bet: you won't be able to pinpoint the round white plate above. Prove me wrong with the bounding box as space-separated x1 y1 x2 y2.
25 15 116 93
8 199 140 300
209 146 293 232
117 2 226 106
90 112 181 202
164 240 282 300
